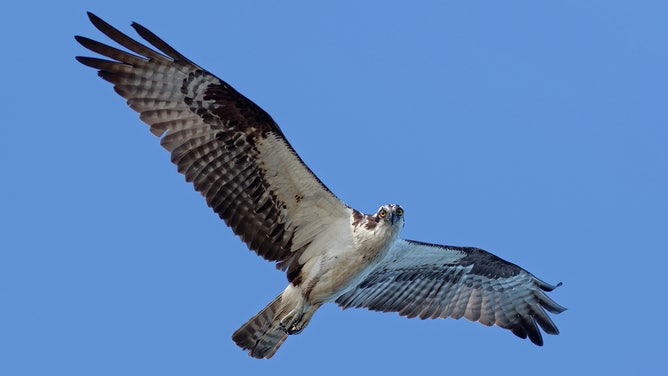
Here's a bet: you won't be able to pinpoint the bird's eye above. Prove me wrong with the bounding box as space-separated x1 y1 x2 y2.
396 207 403 216
378 209 387 218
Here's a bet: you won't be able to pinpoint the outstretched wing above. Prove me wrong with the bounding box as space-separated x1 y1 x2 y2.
336 239 566 345
75 12 351 269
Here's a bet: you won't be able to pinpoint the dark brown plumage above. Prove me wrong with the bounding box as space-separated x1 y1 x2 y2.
76 12 341 270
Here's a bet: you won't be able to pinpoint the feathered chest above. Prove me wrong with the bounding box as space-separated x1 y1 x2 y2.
295 212 400 303
351 213 400 264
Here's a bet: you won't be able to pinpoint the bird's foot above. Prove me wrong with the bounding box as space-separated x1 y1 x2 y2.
279 310 304 335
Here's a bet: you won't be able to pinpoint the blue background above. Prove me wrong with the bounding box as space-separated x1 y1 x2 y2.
2 1 666 375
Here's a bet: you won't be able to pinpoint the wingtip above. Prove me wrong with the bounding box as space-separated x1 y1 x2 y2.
84 11 121 35
536 278 563 292
86 11 100 24
129 21 149 38
74 56 99 69
73 35 88 46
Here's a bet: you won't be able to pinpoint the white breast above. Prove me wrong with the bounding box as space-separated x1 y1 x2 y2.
299 214 401 303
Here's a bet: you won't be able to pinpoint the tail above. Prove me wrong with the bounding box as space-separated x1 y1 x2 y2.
232 294 289 359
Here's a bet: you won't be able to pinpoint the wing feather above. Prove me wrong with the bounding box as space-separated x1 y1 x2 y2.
336 239 566 346
76 12 350 270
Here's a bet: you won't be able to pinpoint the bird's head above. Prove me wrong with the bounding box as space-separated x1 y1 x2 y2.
375 204 405 228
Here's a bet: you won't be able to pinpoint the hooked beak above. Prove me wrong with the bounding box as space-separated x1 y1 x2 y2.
391 213 399 225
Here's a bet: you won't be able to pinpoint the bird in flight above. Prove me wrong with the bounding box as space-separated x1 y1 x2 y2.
75 12 565 359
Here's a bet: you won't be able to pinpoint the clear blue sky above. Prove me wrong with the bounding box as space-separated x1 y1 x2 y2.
2 1 666 375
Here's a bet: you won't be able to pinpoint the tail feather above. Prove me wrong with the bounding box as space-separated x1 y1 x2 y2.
232 294 289 359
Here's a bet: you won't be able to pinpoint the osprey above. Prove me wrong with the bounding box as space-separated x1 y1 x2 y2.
76 13 566 359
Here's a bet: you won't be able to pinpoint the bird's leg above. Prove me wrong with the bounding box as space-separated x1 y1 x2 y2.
278 279 323 334
279 302 322 335
284 305 320 335
279 303 304 334
277 283 310 334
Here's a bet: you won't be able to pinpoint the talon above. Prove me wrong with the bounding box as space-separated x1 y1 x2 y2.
286 324 304 335
279 311 304 335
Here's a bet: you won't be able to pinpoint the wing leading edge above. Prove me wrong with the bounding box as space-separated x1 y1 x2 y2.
75 12 350 270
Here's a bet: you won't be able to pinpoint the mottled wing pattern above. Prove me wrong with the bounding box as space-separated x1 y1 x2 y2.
336 239 566 345
75 12 350 268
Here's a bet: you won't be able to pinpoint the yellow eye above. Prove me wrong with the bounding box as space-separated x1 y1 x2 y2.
378 209 387 218
396 207 403 216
